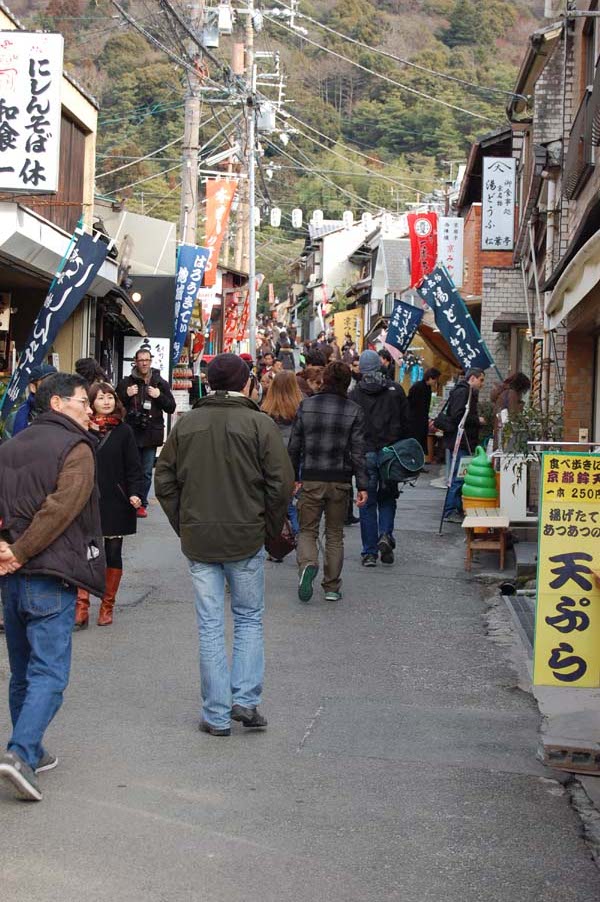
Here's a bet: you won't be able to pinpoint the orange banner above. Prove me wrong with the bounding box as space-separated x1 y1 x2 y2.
204 179 238 287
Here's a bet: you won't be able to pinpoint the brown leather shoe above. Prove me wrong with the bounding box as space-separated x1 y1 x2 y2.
97 567 122 626
74 588 90 631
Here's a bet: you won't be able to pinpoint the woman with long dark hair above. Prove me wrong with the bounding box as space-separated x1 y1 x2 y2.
74 382 144 629
262 371 303 541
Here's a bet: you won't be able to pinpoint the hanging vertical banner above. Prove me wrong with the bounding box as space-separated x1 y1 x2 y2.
173 244 210 364
407 211 438 287
0 31 64 193
534 452 600 687
385 300 424 353
237 292 250 342
482 157 516 251
223 292 242 352
437 217 464 288
417 267 494 371
0 227 108 418
203 179 238 287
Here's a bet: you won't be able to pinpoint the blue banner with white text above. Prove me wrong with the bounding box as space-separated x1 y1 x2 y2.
173 244 210 364
0 228 108 420
386 300 424 353
417 267 494 371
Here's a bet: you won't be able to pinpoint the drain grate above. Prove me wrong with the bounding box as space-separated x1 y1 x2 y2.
503 593 535 655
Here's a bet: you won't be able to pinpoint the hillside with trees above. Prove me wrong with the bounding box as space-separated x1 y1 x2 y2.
9 0 546 291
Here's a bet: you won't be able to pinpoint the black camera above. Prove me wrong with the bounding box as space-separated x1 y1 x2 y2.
125 409 150 431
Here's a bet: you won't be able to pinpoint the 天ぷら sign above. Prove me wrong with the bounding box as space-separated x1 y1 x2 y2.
534 452 600 688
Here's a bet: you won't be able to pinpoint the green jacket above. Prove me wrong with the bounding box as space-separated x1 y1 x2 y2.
155 392 294 563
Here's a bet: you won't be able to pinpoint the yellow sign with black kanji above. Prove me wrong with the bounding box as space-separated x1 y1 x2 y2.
333 310 363 352
534 452 600 687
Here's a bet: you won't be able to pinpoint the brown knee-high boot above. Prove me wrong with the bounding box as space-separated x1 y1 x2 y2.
98 568 122 626
74 588 90 630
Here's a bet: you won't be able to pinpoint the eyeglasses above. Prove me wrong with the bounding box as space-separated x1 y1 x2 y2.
62 396 90 406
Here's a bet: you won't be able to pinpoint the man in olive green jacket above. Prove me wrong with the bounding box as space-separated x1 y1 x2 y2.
155 353 294 736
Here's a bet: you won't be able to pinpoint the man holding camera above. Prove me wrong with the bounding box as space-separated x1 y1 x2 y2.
117 349 176 518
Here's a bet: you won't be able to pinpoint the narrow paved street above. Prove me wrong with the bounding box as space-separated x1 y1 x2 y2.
1 476 599 902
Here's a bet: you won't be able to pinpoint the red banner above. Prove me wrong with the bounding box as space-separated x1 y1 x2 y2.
408 212 438 288
204 179 238 287
237 291 250 341
223 291 241 351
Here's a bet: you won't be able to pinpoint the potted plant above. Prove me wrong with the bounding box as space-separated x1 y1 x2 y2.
496 403 563 517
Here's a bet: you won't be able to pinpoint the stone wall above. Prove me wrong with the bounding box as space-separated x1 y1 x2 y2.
480 266 527 398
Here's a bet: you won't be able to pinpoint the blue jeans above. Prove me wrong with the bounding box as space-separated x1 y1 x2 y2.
287 498 299 536
443 449 466 518
138 446 156 506
1 573 76 769
188 548 266 730
359 451 398 556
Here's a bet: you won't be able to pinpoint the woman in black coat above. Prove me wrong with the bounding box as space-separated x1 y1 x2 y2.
74 382 144 630
407 367 440 454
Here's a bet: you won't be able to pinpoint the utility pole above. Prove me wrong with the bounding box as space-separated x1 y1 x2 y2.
246 0 258 360
179 0 203 245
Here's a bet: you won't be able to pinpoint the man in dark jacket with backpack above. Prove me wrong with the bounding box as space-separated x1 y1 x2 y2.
349 350 409 566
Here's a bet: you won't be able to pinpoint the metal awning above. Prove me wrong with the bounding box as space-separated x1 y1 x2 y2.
104 287 147 336
492 313 530 333
0 202 119 296
546 228 600 330
507 22 563 121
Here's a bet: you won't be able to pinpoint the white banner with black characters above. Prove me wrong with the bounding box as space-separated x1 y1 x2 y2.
481 157 516 252
417 267 495 372
173 244 210 365
0 227 109 419
0 31 63 193
437 217 464 288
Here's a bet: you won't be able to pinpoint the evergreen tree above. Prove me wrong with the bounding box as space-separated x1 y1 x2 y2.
441 0 480 48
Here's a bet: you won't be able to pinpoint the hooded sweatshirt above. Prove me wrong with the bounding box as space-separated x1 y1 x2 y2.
349 375 409 452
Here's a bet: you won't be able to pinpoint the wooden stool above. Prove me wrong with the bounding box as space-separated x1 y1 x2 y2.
462 509 510 572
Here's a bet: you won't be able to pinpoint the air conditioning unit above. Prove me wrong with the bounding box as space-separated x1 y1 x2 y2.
384 293 397 317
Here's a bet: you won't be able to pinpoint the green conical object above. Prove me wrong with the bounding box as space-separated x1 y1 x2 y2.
462 446 498 499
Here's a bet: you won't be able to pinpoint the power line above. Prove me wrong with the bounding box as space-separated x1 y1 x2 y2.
282 119 437 193
270 0 526 102
264 14 494 123
96 136 185 178
263 136 382 211
103 163 181 196
286 110 442 162
269 164 435 182
109 0 210 77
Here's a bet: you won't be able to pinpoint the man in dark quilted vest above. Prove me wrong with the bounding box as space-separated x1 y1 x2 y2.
0 372 105 801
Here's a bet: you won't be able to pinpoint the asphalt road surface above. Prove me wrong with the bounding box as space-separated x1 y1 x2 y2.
1 477 599 901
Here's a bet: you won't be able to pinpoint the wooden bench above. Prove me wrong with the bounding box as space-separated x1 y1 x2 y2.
462 508 510 572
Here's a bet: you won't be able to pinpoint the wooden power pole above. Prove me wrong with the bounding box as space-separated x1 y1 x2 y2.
179 0 204 245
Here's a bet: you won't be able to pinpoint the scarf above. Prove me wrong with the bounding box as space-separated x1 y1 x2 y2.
91 414 120 436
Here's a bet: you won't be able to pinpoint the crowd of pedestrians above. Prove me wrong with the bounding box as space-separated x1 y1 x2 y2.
0 327 526 804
